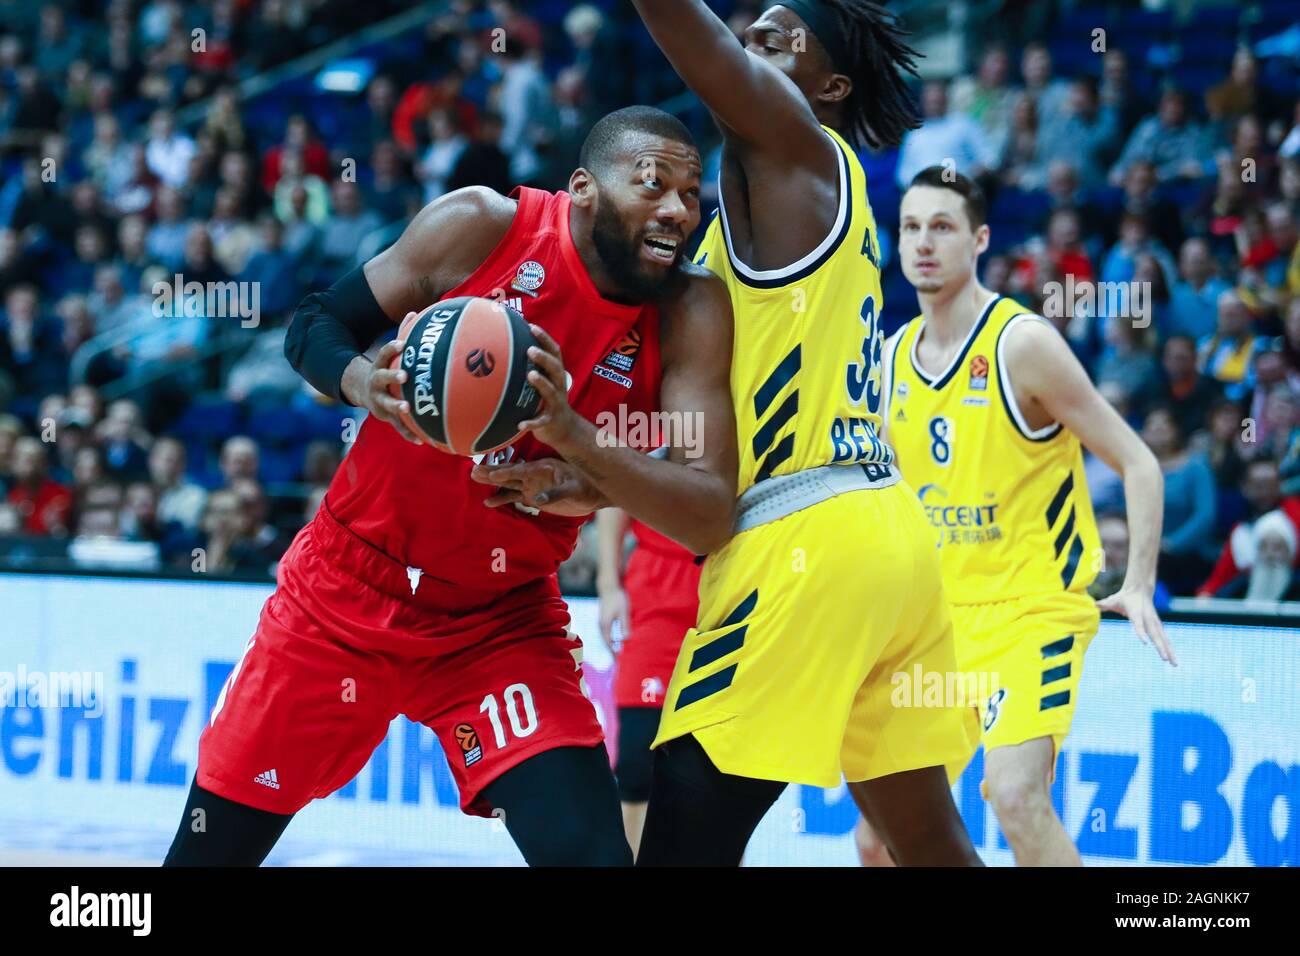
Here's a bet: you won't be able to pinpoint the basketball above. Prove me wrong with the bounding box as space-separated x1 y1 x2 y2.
388 296 541 455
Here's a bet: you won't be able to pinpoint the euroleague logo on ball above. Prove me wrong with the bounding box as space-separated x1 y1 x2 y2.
466 348 496 378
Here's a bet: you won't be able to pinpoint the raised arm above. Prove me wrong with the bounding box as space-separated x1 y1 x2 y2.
1007 319 1176 666
631 0 830 164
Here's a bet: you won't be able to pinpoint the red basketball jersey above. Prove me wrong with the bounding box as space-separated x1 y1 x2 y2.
326 186 663 590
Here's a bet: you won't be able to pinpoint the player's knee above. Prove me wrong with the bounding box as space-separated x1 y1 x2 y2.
616 751 654 803
854 816 895 867
984 768 1052 826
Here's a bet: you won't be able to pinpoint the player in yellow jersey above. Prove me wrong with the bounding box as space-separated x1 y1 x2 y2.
855 166 1177 867
631 0 981 866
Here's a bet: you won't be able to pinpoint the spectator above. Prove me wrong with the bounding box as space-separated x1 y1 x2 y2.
76 477 123 520
1089 511 1172 611
201 85 246 154
496 40 554 185
303 440 341 486
1218 511 1300 601
6 436 72 535
392 68 479 156
950 45 1017 160
1205 47 1288 129
120 481 163 543
260 114 331 196
196 487 250 575
1019 42 1070 123
0 414 23 494
1038 76 1120 189
1098 49 1144 138
278 183 322 261
85 113 135 199
350 75 399 162
1096 313 1159 408
97 399 151 480
144 108 197 190
1143 405 1218 593
219 435 260 485
1099 211 1175 292
896 80 996 188
1199 290 1263 402
417 109 469 203
1284 298 1300 381
997 93 1044 190
239 216 302 319
207 187 259 276
1110 88 1211 185
1169 238 1231 341
146 187 192 272
1198 459 1300 596
1 284 67 409
1105 160 1184 255
149 436 206 532
363 140 420 224
229 477 289 572
50 408 93 485
1134 335 1222 437
317 182 383 276
446 110 512 196
272 150 330 225
1201 397 1250 499
115 216 155 296
225 327 301 402
1257 381 1300 465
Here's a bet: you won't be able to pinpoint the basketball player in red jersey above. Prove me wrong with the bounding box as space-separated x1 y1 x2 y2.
595 508 701 854
162 107 739 867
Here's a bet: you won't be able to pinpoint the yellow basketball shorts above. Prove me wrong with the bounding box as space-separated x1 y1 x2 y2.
952 589 1101 760
652 481 979 788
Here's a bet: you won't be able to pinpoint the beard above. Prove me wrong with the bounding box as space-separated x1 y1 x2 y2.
1245 560 1293 602
591 197 680 304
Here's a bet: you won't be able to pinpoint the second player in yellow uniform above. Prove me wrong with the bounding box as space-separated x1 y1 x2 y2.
884 295 1101 760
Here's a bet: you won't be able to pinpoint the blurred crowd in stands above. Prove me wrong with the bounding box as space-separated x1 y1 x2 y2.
1 0 1299 602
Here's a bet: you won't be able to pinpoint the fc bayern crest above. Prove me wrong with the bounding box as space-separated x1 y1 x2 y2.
512 260 546 296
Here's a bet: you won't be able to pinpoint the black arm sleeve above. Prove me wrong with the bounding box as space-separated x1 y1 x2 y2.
283 265 398 404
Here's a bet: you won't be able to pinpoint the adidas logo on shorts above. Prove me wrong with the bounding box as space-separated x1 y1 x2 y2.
253 769 281 790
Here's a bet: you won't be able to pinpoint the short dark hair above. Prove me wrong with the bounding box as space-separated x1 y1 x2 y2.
578 106 697 177
906 165 987 228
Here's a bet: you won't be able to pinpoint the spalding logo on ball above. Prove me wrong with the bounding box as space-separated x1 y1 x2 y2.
389 296 541 455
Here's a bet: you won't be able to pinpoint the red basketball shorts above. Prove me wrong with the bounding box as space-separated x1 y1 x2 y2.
613 546 701 708
197 504 603 817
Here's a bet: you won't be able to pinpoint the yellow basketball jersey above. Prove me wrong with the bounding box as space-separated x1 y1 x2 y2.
884 296 1100 605
694 126 892 495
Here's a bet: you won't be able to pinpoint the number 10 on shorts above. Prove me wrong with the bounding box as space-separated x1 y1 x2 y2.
480 683 539 749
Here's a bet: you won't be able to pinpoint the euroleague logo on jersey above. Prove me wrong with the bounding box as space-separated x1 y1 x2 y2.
603 328 641 373
969 354 989 391
466 348 496 377
454 722 483 767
